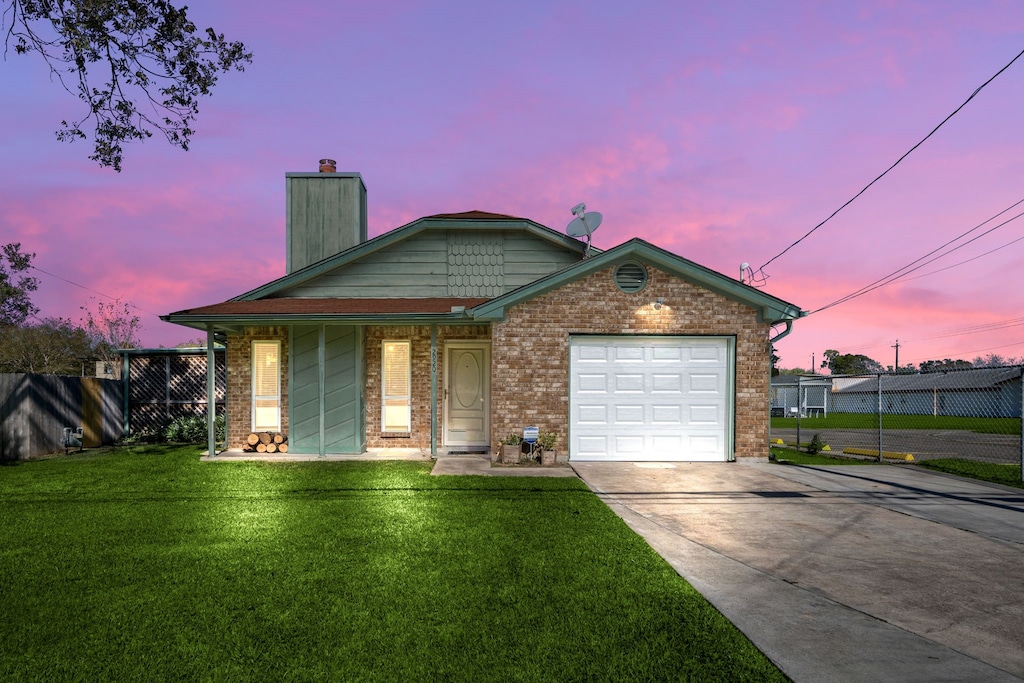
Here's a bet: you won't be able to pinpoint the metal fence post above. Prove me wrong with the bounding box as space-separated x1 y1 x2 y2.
877 374 883 463
795 377 801 450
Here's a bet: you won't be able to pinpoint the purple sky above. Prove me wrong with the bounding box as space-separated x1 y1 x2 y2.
3 1 1024 372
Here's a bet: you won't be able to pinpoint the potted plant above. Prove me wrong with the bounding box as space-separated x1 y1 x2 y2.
499 433 522 464
538 431 557 466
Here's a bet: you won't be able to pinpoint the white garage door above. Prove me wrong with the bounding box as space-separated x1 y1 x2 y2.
569 336 733 461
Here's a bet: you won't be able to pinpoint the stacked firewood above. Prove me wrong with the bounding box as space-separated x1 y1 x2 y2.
243 431 288 453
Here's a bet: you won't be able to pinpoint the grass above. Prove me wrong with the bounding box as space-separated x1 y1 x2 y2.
770 447 877 466
770 412 1020 434
917 458 1024 489
0 446 786 682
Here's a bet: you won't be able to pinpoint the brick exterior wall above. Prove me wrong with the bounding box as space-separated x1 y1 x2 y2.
225 327 289 449
490 264 773 460
223 264 774 459
363 324 491 449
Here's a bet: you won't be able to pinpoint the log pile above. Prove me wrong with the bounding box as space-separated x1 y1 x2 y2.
243 431 289 453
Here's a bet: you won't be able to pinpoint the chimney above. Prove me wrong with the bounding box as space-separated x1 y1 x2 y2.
286 159 367 273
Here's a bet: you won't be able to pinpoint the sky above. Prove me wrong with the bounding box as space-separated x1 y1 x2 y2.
3 0 1024 372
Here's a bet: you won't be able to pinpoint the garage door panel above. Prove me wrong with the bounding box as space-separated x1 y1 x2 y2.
578 345 608 362
652 374 683 393
651 404 683 424
689 404 720 424
613 346 644 362
614 435 645 454
578 374 608 393
577 404 608 424
577 435 608 456
689 374 722 393
614 374 644 393
570 336 731 461
614 404 644 423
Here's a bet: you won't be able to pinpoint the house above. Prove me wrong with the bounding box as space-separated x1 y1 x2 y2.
830 367 1022 418
770 375 830 417
163 163 803 461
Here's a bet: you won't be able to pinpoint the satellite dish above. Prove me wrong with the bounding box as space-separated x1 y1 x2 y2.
566 203 602 257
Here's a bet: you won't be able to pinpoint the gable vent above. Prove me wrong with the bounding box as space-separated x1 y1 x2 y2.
614 262 648 293
614 262 647 294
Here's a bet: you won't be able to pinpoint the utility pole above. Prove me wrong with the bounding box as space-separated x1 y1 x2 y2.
811 353 815 374
892 339 900 372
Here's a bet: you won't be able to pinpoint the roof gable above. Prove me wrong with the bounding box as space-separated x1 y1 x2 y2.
234 213 590 301
469 238 803 323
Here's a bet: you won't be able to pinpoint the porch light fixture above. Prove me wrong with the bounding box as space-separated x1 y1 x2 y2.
654 298 663 310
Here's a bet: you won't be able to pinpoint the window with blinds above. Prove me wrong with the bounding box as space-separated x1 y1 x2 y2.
252 341 281 431
382 340 411 432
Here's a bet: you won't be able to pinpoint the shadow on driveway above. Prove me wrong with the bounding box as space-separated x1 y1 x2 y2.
573 461 1024 683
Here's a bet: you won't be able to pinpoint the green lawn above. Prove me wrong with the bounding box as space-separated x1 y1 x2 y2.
0 446 786 682
769 447 878 466
771 412 1020 434
917 458 1024 489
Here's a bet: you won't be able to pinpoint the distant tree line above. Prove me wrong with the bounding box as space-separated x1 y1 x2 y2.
0 242 142 375
772 345 1021 377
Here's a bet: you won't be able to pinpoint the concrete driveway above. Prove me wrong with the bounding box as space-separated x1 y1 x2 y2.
572 461 1024 683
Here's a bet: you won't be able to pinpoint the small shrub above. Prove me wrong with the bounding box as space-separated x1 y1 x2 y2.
807 433 824 455
164 415 225 444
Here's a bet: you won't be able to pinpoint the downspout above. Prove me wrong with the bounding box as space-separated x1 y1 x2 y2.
768 319 793 344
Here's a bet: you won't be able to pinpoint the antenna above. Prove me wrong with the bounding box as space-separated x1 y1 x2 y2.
740 262 750 283
566 202 602 258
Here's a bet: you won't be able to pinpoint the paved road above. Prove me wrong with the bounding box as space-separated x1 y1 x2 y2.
573 461 1024 682
772 427 1020 463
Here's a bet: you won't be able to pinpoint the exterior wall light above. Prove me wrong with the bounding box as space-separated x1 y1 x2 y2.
654 298 664 310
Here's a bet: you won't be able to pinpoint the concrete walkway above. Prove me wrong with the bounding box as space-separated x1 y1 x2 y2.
430 454 578 476
572 462 1024 683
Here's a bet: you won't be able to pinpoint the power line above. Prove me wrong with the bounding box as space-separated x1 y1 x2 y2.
29 265 162 318
896 232 1024 283
810 197 1024 314
756 46 1024 278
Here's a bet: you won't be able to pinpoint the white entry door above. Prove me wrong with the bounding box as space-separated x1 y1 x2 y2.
569 336 733 461
444 342 490 448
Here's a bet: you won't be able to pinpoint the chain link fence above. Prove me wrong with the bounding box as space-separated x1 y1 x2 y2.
770 366 1023 483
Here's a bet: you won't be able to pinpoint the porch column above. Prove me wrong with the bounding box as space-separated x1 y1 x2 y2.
319 325 326 458
430 324 438 458
206 324 217 457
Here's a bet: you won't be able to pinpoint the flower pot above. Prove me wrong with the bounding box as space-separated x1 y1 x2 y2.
541 449 556 466
501 444 520 464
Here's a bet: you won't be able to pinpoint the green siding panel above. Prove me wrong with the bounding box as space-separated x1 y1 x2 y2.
290 326 321 453
275 229 583 299
324 325 361 453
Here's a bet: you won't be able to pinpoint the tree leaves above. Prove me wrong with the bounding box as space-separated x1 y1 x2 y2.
4 0 252 171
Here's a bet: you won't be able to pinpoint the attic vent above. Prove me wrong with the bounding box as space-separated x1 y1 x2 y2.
614 262 648 293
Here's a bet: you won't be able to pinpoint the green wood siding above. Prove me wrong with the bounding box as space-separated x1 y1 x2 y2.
289 325 362 454
290 326 320 453
287 174 367 274
324 325 362 453
276 229 582 298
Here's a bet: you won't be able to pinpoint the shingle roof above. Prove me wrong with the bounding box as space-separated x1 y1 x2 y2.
425 210 522 220
835 367 1021 393
168 298 491 317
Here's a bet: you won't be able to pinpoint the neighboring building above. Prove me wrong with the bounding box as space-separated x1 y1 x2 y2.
831 367 1022 418
164 163 803 461
770 375 830 417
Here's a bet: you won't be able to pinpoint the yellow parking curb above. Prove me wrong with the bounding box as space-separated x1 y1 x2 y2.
843 448 915 462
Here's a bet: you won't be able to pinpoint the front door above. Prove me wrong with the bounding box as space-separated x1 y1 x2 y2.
444 342 490 449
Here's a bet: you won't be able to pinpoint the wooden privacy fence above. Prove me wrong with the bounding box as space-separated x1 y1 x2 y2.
0 374 123 461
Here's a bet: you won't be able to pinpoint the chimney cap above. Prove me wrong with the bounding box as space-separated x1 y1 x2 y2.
318 158 337 173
